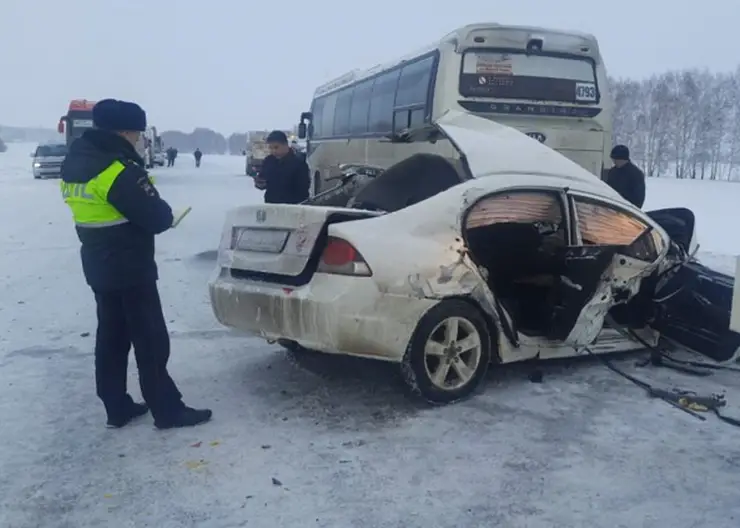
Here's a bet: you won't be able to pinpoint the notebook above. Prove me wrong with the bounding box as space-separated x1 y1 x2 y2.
171 206 192 228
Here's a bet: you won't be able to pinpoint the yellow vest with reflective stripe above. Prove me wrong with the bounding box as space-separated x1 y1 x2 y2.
61 161 155 227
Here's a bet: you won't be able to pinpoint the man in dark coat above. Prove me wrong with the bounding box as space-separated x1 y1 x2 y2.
254 130 310 204
60 99 212 430
606 145 646 208
166 147 175 167
193 148 203 168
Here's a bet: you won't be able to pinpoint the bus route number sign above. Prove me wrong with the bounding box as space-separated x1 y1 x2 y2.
575 82 597 102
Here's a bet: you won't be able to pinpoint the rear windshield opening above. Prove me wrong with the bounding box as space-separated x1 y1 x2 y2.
459 51 599 104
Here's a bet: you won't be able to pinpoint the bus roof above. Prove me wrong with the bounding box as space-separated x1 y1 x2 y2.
313 23 600 98
68 99 97 112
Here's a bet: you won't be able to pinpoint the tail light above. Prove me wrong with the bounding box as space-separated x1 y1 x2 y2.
317 236 371 276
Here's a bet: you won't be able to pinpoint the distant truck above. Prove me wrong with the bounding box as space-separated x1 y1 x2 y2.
245 131 270 176
58 100 162 167
58 99 96 147
143 126 165 168
244 129 293 176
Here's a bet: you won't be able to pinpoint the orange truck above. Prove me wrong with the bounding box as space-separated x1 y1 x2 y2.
57 99 148 160
58 99 96 147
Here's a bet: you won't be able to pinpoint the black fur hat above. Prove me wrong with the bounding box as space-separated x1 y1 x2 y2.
93 99 147 132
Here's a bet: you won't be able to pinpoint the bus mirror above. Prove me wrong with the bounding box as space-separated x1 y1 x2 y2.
307 123 314 137
298 123 307 139
57 118 65 134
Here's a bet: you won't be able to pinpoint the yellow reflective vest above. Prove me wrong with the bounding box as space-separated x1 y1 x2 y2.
61 161 155 227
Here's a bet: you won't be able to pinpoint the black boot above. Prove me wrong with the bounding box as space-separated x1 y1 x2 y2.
106 401 149 429
154 407 212 430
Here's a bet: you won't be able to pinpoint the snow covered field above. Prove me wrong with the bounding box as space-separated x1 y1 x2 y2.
1 141 740 528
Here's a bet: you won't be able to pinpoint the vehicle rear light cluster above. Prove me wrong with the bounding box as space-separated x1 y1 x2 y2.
317 236 372 276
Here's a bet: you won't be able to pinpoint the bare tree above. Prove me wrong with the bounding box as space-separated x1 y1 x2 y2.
613 67 740 180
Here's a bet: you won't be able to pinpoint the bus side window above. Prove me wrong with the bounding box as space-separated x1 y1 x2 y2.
368 70 400 134
393 111 410 133
320 93 338 139
409 109 426 128
349 80 373 135
395 55 434 108
333 87 354 136
312 98 326 138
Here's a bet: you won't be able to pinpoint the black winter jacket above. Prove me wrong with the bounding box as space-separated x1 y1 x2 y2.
260 151 310 204
607 161 646 208
61 129 173 292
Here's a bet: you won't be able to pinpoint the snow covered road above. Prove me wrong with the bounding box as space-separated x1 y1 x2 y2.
2 142 740 528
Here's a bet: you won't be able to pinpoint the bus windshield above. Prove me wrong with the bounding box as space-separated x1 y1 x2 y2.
460 51 599 105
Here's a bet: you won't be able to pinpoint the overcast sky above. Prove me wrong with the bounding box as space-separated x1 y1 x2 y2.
2 0 737 134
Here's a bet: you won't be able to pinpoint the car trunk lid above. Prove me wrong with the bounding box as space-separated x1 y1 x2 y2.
218 204 379 282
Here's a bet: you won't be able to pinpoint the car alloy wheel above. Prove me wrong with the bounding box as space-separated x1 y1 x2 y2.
423 317 482 390
402 299 492 404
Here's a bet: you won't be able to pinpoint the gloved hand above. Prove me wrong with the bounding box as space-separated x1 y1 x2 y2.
254 177 267 190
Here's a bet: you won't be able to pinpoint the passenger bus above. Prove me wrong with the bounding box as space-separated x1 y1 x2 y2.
298 23 613 195
58 99 97 147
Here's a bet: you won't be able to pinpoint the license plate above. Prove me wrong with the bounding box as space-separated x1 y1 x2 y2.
234 228 289 253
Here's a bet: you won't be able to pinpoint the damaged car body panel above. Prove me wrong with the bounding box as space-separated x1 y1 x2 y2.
457 181 667 360
209 110 740 403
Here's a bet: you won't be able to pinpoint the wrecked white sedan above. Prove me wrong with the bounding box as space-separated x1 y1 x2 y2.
209 111 740 403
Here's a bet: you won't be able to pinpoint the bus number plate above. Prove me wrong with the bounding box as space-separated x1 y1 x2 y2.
575 82 597 102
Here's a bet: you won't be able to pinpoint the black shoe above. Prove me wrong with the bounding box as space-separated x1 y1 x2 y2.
106 402 149 429
154 407 212 430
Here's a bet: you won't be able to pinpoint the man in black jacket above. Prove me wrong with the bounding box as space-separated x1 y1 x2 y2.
254 130 310 204
607 145 646 208
61 99 211 430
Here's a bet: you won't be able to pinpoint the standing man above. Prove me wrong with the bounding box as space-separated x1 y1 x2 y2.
60 99 212 430
607 145 646 208
166 147 175 167
254 130 310 204
193 148 203 168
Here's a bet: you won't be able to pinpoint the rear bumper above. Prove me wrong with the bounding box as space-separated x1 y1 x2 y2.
208 269 436 361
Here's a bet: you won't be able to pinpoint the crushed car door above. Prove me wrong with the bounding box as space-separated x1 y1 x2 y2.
548 194 667 346
649 259 740 362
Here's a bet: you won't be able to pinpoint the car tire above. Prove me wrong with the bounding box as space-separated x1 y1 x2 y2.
401 299 492 404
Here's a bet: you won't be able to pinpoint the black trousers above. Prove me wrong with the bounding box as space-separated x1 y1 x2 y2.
94 282 183 420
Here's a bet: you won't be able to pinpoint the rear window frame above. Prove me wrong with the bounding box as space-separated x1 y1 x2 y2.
458 48 600 105
569 193 667 262
462 187 574 245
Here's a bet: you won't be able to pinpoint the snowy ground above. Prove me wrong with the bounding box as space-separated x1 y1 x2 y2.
1 142 740 528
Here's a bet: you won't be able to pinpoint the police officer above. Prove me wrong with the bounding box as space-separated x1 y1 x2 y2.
61 99 212 429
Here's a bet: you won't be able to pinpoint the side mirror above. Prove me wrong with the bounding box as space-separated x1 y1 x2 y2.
298 122 307 139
